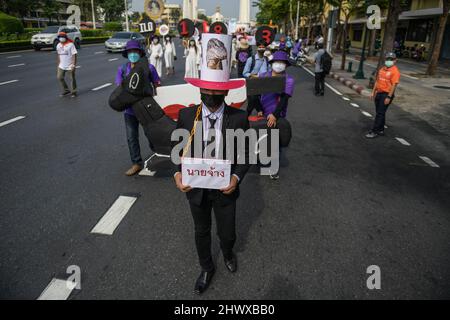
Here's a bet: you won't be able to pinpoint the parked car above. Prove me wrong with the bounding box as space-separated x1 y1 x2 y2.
31 25 82 51
105 32 146 53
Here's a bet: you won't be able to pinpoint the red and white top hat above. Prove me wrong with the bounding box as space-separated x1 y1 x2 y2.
185 33 245 91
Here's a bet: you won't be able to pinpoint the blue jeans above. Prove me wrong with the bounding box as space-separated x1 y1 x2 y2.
124 113 142 165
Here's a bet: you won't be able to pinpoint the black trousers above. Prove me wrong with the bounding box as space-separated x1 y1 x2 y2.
373 92 391 133
315 72 325 94
189 190 236 271
246 95 262 115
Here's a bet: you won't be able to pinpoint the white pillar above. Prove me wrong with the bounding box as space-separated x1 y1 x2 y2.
239 0 250 24
192 0 198 20
183 0 192 19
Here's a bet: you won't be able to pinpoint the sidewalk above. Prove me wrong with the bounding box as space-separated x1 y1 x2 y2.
303 49 450 136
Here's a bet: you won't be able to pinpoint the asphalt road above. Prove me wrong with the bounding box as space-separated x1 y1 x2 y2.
0 41 449 300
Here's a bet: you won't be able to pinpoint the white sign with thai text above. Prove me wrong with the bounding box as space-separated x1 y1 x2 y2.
182 158 231 190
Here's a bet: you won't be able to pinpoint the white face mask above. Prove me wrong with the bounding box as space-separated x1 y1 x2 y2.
272 62 286 73
59 37 66 43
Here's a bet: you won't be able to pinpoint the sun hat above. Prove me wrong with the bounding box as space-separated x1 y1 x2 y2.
269 50 291 66
122 39 145 58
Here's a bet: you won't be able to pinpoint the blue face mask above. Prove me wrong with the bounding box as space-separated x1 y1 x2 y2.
128 52 140 63
385 60 394 67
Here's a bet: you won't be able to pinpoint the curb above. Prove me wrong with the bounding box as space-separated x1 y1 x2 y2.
328 71 372 97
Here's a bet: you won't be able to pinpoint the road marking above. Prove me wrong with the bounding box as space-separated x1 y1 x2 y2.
37 278 75 300
8 63 25 68
395 137 411 146
76 65 81 69
92 83 112 91
0 79 19 86
94 51 104 54
6 55 21 59
350 103 360 108
403 74 419 80
342 97 350 101
418 156 440 168
361 111 372 117
0 116 25 128
91 196 138 235
108 58 119 62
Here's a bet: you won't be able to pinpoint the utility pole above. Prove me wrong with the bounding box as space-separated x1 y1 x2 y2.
124 0 129 32
91 0 96 29
295 0 300 40
326 6 336 53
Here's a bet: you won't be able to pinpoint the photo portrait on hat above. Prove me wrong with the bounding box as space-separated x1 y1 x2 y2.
185 33 245 91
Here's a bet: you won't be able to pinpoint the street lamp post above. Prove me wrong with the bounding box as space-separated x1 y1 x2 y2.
91 0 96 29
295 0 300 40
353 23 369 79
124 0 130 32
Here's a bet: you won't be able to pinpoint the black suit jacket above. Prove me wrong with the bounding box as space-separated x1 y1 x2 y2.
173 104 251 206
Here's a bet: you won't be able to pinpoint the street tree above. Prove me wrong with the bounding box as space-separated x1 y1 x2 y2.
339 0 363 70
426 0 449 76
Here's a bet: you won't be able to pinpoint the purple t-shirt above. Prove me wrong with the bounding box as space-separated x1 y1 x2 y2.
259 72 294 118
115 62 161 115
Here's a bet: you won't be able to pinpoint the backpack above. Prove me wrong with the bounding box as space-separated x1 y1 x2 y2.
320 51 332 75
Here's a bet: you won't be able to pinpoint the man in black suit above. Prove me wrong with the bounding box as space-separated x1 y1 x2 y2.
173 87 250 294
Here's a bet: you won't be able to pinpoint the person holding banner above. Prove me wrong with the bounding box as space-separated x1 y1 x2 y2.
184 39 200 79
163 35 177 76
173 33 250 295
148 35 163 77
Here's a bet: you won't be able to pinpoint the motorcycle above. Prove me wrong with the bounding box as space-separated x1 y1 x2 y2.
291 47 309 66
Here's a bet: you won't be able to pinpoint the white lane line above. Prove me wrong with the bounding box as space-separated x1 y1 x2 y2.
395 137 411 146
37 278 75 300
92 83 112 91
0 116 25 128
342 97 350 101
76 65 81 69
94 51 104 54
350 103 360 108
8 63 25 68
419 156 440 168
91 196 138 235
0 79 19 86
108 58 119 62
6 55 21 59
301 66 343 96
361 111 372 117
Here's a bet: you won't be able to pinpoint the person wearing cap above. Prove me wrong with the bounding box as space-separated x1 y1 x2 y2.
235 36 252 78
366 52 401 139
243 42 270 115
148 35 163 77
115 40 161 176
258 50 295 180
307 42 326 96
173 33 250 295
163 35 177 76
56 32 77 97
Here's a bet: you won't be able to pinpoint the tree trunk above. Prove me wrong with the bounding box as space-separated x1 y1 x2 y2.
376 0 403 70
335 2 343 51
340 17 349 70
426 0 449 75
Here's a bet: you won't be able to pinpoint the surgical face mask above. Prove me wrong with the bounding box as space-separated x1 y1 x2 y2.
201 93 225 111
272 62 286 73
189 42 195 47
59 37 66 43
153 39 159 44
128 52 140 63
385 60 394 67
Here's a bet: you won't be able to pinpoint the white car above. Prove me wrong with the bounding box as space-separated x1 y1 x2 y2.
31 25 82 51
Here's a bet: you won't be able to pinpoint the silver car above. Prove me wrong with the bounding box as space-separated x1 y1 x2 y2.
31 25 82 51
105 32 146 53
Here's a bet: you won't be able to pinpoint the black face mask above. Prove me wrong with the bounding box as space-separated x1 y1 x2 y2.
201 93 225 111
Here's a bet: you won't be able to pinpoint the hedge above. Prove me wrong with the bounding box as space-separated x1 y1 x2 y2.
103 22 122 32
0 11 24 34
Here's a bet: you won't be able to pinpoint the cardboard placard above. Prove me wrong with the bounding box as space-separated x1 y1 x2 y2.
246 76 286 96
178 18 195 38
182 158 231 190
210 22 228 35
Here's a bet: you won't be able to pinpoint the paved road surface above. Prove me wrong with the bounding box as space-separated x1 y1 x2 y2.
0 42 449 299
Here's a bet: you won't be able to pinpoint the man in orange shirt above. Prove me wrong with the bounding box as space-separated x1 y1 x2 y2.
366 52 401 138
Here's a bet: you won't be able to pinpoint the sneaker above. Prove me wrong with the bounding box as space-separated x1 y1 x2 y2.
71 92 77 98
269 173 279 180
125 164 142 176
60 91 71 97
378 130 385 136
365 131 379 139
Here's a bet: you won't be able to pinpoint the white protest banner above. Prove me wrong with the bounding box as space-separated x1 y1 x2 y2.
181 158 231 190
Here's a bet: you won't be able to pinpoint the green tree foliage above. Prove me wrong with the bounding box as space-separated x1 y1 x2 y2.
0 11 24 33
97 0 125 22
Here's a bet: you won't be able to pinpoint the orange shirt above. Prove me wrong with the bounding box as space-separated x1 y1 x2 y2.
375 65 400 93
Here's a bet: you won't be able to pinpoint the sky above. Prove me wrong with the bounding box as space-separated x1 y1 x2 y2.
131 0 258 19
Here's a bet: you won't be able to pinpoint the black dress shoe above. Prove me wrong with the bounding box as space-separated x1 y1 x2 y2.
194 269 215 295
224 254 237 273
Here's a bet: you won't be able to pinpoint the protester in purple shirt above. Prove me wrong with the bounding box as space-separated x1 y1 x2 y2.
116 40 161 176
259 50 294 128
